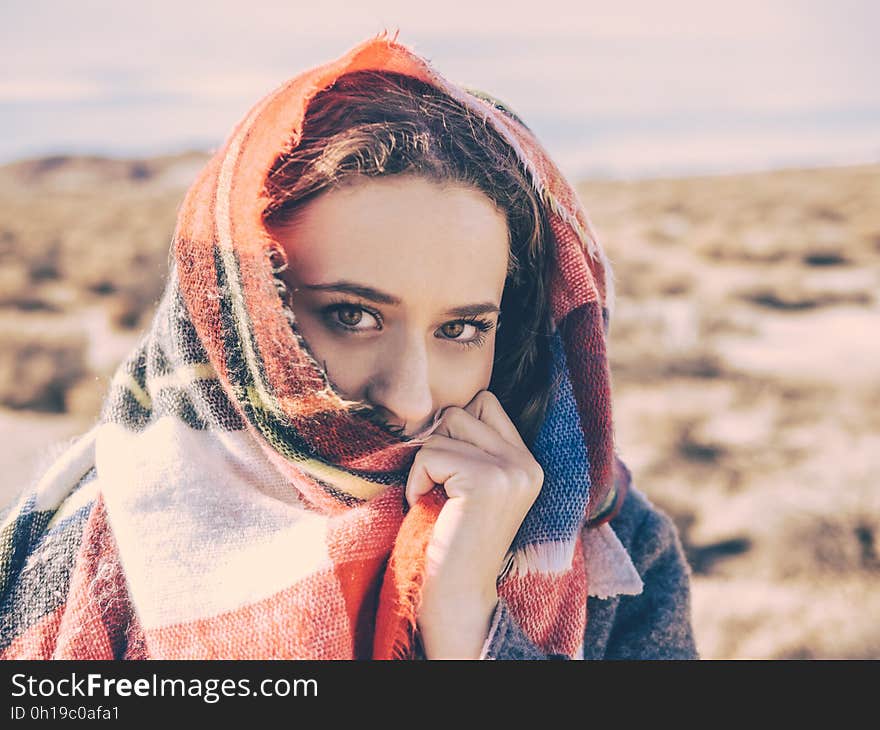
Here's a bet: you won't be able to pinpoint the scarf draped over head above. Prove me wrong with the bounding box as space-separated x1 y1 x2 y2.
0 30 630 660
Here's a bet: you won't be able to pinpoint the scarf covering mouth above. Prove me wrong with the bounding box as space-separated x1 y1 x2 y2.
0 30 630 660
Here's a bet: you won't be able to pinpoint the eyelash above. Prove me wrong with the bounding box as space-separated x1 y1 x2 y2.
320 297 496 349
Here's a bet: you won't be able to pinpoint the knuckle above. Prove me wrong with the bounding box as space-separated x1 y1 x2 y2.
517 462 543 496
409 447 429 472
475 389 496 405
446 405 465 418
440 406 466 427
531 462 545 487
483 463 508 490
476 390 500 411
513 467 533 492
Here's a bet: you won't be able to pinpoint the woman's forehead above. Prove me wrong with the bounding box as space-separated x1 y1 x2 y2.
271 175 509 309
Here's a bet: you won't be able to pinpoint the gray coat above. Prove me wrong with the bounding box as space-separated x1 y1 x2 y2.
481 485 700 660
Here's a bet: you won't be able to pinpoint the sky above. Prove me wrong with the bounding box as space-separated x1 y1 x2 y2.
2 0 878 179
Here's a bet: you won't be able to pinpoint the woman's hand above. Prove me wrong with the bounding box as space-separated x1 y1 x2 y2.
405 389 544 659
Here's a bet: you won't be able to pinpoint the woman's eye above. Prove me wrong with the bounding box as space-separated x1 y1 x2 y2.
439 320 493 348
336 305 364 326
324 304 380 331
323 302 493 349
440 321 478 340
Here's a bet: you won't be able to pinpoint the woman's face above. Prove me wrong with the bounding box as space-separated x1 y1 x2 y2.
268 174 509 437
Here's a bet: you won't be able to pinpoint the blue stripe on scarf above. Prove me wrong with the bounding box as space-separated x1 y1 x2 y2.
510 326 591 550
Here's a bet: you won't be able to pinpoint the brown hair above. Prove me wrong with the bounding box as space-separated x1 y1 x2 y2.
262 70 555 448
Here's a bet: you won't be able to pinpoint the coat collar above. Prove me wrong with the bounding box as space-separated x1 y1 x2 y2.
582 523 644 599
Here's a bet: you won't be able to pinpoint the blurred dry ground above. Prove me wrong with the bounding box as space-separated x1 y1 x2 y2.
1 153 878 658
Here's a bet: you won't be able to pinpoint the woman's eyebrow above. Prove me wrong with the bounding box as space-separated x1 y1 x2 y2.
300 280 500 317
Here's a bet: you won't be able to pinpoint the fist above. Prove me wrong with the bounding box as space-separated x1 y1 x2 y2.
405 390 545 658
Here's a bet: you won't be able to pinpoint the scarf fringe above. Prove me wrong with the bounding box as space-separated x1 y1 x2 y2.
501 537 578 579
373 487 445 659
382 570 424 661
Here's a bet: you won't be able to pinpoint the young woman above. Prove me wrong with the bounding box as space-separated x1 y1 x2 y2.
0 32 698 660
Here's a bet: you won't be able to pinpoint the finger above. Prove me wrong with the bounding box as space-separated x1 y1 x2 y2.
404 440 498 508
404 447 453 510
463 390 527 449
418 433 486 458
432 406 514 460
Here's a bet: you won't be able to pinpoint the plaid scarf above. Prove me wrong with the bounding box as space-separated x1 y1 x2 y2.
0 31 628 660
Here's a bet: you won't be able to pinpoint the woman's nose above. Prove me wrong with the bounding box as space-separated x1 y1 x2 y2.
366 332 435 436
